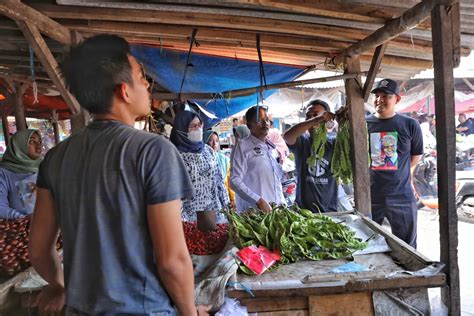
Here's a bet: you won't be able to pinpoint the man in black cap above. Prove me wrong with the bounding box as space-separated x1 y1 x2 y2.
366 79 423 248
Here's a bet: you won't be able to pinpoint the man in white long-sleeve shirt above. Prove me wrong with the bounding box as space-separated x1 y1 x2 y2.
230 106 285 212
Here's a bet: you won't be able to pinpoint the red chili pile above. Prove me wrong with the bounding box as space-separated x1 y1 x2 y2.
182 222 229 255
0 216 63 277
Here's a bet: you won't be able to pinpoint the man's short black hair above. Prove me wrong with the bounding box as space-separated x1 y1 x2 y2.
60 35 133 114
307 99 330 112
232 118 238 123
245 105 268 124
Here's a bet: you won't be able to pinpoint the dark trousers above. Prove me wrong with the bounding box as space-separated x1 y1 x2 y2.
371 201 418 249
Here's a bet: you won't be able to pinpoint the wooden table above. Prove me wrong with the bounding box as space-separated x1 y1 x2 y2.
227 212 446 315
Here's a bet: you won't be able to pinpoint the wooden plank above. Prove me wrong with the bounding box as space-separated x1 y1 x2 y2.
309 292 374 315
228 274 446 299
0 0 73 45
51 110 60 145
344 56 372 217
359 216 432 271
12 81 27 131
234 0 386 23
17 21 79 115
239 297 308 312
462 78 474 91
256 311 308 316
333 0 456 65
431 4 461 315
363 43 387 102
154 72 367 100
58 18 440 56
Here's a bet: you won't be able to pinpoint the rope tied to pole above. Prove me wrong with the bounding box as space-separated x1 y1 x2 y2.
178 29 198 101
29 45 39 104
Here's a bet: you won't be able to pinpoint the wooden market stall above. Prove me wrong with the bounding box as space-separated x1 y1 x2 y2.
0 0 472 314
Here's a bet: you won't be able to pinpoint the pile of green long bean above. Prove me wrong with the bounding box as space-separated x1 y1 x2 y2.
227 206 367 265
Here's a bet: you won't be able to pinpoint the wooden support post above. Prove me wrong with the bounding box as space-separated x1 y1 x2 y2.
451 2 461 68
12 81 27 131
51 110 60 145
363 43 387 102
70 109 90 134
431 4 460 315
1 114 10 144
344 56 371 216
17 21 80 115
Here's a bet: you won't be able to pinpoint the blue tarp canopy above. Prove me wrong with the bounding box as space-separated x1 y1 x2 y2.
132 45 305 125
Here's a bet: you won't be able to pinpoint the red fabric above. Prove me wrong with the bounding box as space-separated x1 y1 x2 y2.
23 93 69 111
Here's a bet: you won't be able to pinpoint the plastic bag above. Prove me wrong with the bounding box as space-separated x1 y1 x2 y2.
236 245 280 275
216 297 248 316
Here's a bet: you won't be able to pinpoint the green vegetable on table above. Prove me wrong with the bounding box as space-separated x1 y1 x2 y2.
227 206 367 272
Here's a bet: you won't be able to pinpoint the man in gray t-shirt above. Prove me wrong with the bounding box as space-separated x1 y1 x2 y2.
29 35 207 315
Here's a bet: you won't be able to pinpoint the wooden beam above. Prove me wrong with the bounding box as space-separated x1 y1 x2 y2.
363 43 388 101
17 21 79 115
431 4 460 315
333 0 456 65
68 33 89 134
51 110 60 145
462 78 474 91
154 72 368 100
0 0 73 45
231 0 386 23
12 81 27 131
344 56 371 217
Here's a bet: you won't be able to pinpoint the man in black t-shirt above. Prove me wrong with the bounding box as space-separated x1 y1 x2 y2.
456 113 474 136
283 100 337 213
367 79 423 248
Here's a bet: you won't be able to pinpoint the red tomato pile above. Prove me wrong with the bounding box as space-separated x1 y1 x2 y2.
0 216 63 277
182 222 229 255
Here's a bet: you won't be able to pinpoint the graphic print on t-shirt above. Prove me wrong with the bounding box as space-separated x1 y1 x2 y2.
370 131 398 170
307 157 329 184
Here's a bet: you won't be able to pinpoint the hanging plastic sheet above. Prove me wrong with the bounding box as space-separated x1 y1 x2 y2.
131 45 304 125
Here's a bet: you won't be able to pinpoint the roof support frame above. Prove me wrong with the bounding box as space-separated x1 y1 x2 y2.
17 21 80 115
333 0 457 65
363 43 388 101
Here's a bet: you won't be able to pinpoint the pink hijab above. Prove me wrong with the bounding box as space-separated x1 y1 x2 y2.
267 128 288 164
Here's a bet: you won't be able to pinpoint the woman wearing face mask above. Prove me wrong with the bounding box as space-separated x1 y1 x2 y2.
0 129 43 219
170 110 229 231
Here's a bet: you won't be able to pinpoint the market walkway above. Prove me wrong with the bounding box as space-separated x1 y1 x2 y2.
417 208 474 315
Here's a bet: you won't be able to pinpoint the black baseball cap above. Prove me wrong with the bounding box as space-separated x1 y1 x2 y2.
371 79 400 95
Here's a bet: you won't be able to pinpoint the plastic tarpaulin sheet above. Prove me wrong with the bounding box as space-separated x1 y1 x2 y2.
131 46 305 122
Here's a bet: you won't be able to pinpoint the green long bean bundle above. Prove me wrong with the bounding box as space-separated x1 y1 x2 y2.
306 123 327 167
331 120 353 184
227 206 367 268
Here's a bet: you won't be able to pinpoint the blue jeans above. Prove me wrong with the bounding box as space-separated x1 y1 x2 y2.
371 201 418 248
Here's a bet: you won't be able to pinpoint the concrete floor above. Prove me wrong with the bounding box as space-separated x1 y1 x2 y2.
416 208 474 315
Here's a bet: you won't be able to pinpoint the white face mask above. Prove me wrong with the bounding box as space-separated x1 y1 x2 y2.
188 128 203 142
